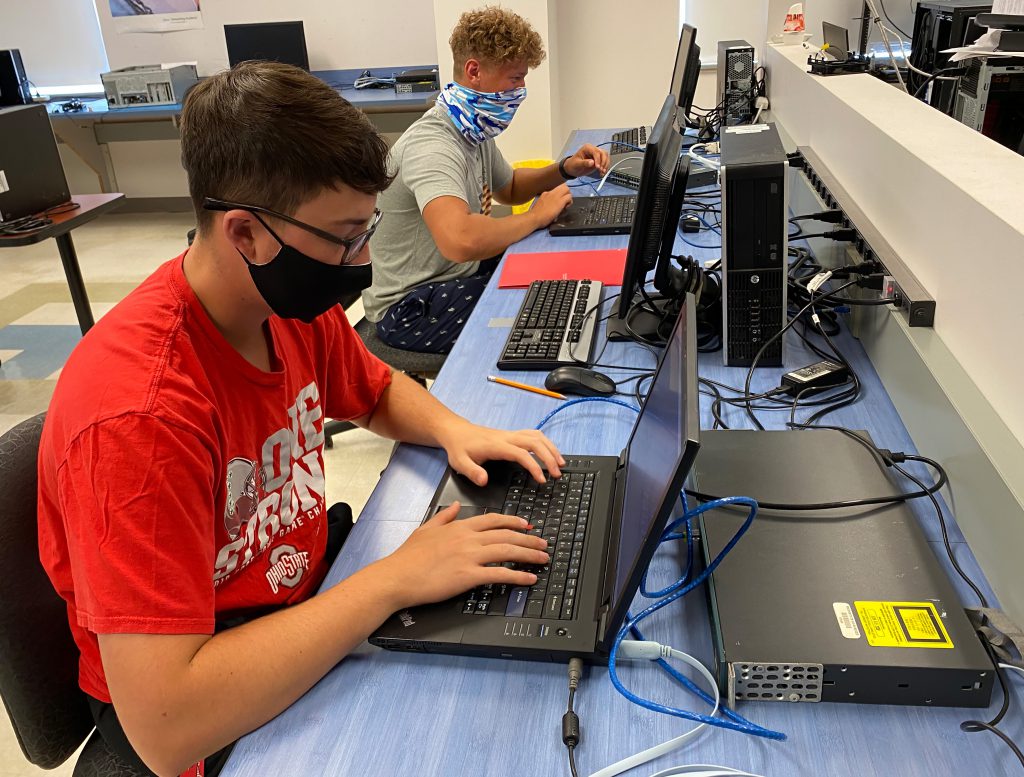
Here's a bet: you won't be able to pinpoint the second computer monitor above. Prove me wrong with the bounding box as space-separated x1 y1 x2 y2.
224 21 310 71
670 24 701 118
607 94 685 342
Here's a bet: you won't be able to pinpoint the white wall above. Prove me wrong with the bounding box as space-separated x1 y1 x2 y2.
552 0 680 153
0 0 108 87
93 0 438 76
687 0 768 61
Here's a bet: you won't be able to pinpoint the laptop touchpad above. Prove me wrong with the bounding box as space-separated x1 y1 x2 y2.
431 504 489 521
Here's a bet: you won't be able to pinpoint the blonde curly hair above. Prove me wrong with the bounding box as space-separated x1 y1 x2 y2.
449 6 546 70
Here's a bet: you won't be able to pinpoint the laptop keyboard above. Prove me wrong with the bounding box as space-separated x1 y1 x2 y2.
461 466 597 620
581 195 637 227
610 125 647 153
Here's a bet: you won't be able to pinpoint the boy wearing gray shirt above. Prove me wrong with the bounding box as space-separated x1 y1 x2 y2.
362 6 608 354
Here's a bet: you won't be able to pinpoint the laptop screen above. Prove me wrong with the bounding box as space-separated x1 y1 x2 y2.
608 298 700 626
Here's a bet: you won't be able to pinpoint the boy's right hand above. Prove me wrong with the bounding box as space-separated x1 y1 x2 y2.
531 184 573 227
375 501 550 610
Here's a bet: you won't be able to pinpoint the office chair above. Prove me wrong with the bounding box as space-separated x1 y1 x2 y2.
0 414 149 776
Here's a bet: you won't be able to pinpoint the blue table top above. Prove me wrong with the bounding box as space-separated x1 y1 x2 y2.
220 129 1022 777
46 66 438 118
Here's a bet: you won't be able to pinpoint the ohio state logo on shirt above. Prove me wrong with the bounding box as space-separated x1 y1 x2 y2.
265 544 310 594
213 381 326 586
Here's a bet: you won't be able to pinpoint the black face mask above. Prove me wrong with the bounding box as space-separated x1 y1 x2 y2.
239 243 372 324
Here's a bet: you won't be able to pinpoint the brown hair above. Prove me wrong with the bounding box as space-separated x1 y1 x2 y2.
449 6 546 71
180 61 393 232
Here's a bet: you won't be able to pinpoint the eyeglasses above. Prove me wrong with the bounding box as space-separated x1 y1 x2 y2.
203 197 382 265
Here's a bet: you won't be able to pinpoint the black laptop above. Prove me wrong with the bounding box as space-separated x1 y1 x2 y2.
370 297 700 662
549 90 678 238
0 104 71 223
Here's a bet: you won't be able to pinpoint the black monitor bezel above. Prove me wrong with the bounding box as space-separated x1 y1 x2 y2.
224 21 310 71
673 24 701 115
614 94 684 321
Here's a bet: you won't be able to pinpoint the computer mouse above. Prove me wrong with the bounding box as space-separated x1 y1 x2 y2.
544 366 617 397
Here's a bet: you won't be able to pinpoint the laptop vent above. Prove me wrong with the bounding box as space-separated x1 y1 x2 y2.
730 662 824 702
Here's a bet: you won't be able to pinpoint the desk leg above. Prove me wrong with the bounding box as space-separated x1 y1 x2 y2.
55 233 95 334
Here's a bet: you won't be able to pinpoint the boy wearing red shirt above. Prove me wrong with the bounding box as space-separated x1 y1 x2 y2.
37 61 560 777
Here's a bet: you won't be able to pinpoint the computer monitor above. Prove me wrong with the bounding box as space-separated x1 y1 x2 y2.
224 21 310 71
670 24 702 119
607 94 686 342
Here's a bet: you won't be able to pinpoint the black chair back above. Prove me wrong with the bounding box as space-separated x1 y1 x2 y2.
0 414 93 768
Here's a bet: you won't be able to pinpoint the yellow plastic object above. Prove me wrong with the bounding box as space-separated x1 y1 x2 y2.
510 158 555 214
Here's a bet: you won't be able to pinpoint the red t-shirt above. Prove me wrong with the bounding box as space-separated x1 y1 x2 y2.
37 254 392 703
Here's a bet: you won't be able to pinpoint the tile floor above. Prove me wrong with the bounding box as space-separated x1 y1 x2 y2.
0 212 396 775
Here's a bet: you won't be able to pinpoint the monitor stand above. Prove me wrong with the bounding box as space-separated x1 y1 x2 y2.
606 294 682 342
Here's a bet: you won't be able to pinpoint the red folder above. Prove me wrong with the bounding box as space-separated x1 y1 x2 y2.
497 249 627 288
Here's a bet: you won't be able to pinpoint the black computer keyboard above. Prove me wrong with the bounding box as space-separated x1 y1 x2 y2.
610 125 647 153
497 279 603 370
462 466 596 620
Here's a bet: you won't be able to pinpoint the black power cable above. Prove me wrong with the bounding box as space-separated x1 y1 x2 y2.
960 638 1024 769
563 658 583 777
913 66 968 99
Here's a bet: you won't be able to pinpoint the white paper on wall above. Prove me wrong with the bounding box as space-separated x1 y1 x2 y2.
108 0 203 34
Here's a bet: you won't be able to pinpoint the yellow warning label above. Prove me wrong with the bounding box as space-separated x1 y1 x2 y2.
854 601 954 649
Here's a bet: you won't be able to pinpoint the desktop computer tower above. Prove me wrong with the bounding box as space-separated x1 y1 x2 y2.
910 2 991 115
953 58 1024 155
0 50 32 107
720 123 788 367
717 40 755 126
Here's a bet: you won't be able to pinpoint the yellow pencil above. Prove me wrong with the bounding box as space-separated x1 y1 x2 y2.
487 375 566 400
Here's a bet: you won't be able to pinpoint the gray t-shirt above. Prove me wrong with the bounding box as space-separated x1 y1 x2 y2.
362 104 514 322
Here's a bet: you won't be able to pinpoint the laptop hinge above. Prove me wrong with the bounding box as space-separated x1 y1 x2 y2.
597 451 628 644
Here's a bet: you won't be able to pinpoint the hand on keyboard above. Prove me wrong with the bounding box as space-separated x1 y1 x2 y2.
530 184 573 227
439 422 565 486
376 502 550 607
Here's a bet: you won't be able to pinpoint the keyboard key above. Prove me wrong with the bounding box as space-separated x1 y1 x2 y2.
525 600 544 618
505 587 530 617
561 597 575 619
545 595 562 618
475 601 490 615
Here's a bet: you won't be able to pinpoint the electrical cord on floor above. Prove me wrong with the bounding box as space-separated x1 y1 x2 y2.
960 637 1024 769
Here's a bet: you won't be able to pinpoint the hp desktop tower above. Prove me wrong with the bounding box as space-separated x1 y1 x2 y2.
953 58 1024 154
720 123 788 367
717 40 756 126
0 50 32 107
909 2 991 114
